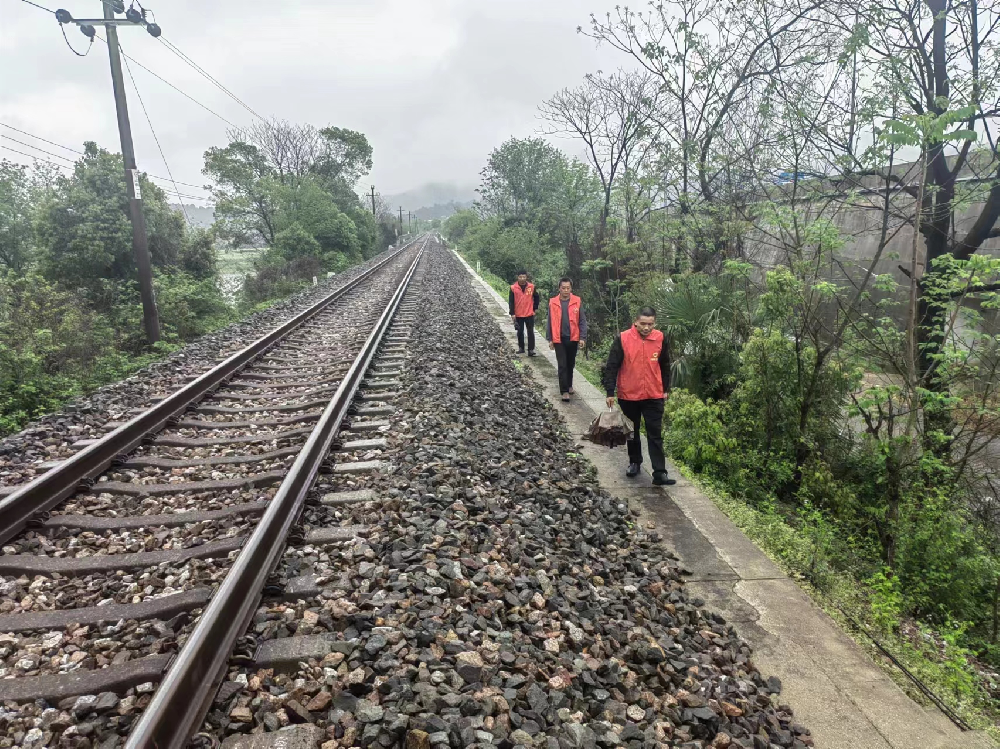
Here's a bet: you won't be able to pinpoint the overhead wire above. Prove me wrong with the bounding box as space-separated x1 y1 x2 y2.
0 145 213 203
93 32 239 128
16 0 252 128
0 145 72 169
119 38 190 224
18 0 53 11
0 127 212 192
12 1 227 206
17 0 93 55
1 135 76 163
157 36 266 122
0 123 82 154
60 21 93 56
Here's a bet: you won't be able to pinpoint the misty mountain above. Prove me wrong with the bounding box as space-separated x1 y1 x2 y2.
412 201 475 220
384 182 477 215
171 204 216 229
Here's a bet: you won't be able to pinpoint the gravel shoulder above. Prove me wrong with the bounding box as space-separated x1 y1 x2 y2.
453 249 993 749
203 245 813 749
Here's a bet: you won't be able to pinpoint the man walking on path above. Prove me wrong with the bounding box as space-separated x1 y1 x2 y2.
603 307 676 486
509 270 540 356
546 277 587 402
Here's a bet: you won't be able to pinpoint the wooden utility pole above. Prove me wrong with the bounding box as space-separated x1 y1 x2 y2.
56 3 162 343
369 185 376 217
102 2 160 343
398 206 404 236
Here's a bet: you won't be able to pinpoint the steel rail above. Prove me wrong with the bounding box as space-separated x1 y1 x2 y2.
124 242 426 749
0 238 422 547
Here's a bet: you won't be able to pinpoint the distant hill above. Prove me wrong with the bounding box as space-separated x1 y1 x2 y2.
171 203 216 229
413 201 474 220
384 182 477 216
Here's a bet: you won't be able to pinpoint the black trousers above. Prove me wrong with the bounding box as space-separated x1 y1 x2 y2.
515 315 535 352
553 341 579 394
618 398 666 473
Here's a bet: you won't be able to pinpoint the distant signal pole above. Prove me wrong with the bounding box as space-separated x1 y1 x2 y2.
57 2 163 344
370 185 376 217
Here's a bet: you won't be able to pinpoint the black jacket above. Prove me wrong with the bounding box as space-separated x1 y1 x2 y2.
508 285 540 316
602 332 672 397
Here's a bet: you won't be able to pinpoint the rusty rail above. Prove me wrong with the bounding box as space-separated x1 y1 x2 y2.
124 241 425 749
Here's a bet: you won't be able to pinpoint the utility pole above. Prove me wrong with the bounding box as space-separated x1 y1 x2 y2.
60 3 162 344
398 206 404 236
407 211 412 233
369 185 376 218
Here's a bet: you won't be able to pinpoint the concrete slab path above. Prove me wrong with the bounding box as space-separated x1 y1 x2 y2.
453 249 995 749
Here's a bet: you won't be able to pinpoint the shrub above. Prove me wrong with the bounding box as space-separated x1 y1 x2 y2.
241 256 322 307
155 271 233 341
0 274 116 434
663 389 738 476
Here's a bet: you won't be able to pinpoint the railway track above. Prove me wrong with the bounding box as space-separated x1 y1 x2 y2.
0 236 429 748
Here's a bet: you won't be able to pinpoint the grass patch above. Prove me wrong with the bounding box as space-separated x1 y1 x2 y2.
675 465 1000 742
217 246 264 276
576 355 604 390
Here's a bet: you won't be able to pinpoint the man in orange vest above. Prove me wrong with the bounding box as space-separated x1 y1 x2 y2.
603 307 675 485
545 277 587 402
508 270 540 356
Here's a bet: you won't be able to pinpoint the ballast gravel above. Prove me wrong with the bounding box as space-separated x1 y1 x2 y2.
202 243 813 749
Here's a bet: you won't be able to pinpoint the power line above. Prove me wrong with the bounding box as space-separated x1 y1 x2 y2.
0 145 214 203
19 0 54 12
60 19 93 56
17 0 94 55
0 123 81 154
93 32 238 128
157 36 266 122
0 130 212 192
1 135 76 163
16 0 237 127
1 145 71 169
120 39 189 224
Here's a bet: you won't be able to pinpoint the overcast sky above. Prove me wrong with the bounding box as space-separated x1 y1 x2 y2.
1 0 629 205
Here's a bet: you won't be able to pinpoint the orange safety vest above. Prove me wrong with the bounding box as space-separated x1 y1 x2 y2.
511 282 536 317
617 326 665 401
549 294 581 343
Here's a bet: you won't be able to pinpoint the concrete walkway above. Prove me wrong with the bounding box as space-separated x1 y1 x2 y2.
453 250 995 749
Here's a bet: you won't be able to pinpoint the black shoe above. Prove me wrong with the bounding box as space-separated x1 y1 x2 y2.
527 351 536 357
517 349 525 354
626 463 641 478
652 471 676 486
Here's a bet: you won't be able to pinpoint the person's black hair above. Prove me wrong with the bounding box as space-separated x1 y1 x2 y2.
558 277 573 286
516 270 528 276
637 306 656 319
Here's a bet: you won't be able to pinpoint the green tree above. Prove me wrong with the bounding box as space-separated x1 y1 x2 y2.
0 161 42 273
442 209 478 244
204 120 377 262
478 138 566 226
314 126 373 187
178 227 218 280
272 178 361 268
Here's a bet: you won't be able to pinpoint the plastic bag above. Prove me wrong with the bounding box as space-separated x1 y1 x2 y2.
583 408 634 448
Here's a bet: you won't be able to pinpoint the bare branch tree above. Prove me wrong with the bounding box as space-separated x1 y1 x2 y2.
540 70 660 250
